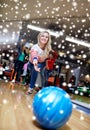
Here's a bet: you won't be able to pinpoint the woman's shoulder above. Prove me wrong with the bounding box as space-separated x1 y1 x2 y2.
31 44 38 49
31 44 42 52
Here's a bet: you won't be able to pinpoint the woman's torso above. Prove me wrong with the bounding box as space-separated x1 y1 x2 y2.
29 44 48 63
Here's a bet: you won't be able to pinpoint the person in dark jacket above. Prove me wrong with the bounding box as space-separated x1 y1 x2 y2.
12 40 28 82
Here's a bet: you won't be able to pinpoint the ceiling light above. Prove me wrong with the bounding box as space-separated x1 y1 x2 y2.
27 24 63 37
66 36 90 48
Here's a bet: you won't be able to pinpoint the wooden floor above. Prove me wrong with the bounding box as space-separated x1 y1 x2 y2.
0 81 90 130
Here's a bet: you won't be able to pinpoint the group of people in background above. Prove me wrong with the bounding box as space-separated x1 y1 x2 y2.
12 31 58 95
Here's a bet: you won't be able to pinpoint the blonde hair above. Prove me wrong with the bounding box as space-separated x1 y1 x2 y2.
37 31 52 56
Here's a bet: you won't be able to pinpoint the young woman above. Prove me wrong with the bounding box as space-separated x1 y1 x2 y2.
26 31 52 94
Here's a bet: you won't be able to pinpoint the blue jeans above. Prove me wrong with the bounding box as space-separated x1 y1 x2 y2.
28 62 45 89
44 69 52 87
13 60 24 82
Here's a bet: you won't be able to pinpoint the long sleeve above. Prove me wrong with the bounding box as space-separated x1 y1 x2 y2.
30 49 38 61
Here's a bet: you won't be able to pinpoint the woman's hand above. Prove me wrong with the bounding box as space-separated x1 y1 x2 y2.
33 59 40 72
34 64 40 72
33 58 40 72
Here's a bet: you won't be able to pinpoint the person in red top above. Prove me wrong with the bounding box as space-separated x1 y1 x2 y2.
44 50 58 86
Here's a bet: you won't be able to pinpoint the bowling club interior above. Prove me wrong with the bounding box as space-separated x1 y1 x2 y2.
0 0 90 130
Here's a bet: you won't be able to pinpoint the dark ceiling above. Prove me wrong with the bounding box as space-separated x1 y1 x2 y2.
0 0 90 71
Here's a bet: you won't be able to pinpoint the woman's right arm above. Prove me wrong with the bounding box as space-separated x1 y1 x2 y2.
30 49 40 72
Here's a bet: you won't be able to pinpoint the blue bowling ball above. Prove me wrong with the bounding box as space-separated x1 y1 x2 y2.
32 86 72 129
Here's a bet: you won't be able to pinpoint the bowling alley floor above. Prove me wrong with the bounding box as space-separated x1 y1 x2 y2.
0 80 90 130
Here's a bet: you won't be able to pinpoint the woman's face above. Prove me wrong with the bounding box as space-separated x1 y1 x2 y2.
39 32 49 45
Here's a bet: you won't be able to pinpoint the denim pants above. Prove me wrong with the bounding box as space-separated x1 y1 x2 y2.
28 62 45 89
13 60 24 82
44 69 52 87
